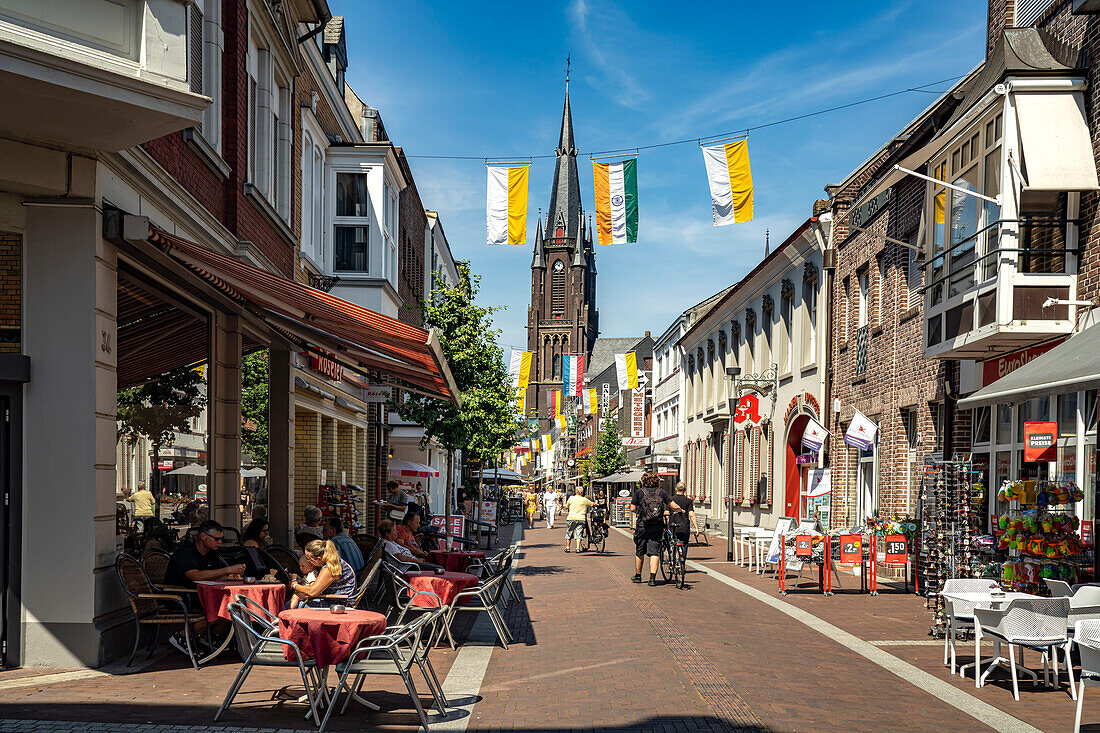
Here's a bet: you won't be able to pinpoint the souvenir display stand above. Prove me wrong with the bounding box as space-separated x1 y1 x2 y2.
992 478 1090 592
917 456 981 637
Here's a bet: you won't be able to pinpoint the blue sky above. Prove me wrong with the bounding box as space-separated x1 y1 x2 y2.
336 0 986 357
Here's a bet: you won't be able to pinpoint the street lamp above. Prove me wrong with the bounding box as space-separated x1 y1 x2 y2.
725 367 739 562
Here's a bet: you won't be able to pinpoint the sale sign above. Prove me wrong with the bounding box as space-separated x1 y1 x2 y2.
839 534 863 563
1023 421 1057 463
884 534 908 564
795 535 812 557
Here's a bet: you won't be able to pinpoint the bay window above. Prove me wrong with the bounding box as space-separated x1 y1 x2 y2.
334 173 371 273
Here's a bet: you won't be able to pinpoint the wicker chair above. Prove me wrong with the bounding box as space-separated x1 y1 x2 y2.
266 544 301 577
140 548 171 588
115 553 206 669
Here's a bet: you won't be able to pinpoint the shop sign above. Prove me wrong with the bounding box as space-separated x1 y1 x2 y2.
657 468 678 476
618 489 632 497
733 393 762 429
309 351 344 381
157 461 174 470
1023 421 1057 463
362 385 392 403
1083 520 1093 548
479 500 497 524
982 340 1064 387
621 437 651 447
794 535 813 557
796 453 816 466
430 514 465 539
884 534 908 563
839 535 862 563
630 388 646 438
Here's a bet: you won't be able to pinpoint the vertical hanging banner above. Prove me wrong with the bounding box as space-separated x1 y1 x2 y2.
541 434 552 453
702 139 754 225
548 389 562 418
615 352 639 390
486 165 529 245
515 386 526 414
592 157 639 246
630 388 646 438
585 388 598 415
509 350 532 389
563 354 584 396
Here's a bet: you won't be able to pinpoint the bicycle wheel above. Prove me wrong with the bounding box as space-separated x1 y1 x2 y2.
595 528 606 554
659 540 671 582
675 546 686 588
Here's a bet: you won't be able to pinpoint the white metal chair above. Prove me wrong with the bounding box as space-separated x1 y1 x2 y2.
1073 619 1100 732
446 569 511 649
215 602 325 725
320 610 446 732
942 578 999 677
974 597 1072 701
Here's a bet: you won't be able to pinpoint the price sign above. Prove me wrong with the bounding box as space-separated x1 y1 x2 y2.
479 500 497 524
795 535 813 558
839 534 863 563
884 534 908 563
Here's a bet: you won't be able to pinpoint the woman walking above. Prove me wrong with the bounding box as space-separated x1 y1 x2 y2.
524 489 539 529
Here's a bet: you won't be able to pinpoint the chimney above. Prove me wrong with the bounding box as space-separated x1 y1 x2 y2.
987 0 1016 59
645 331 651 339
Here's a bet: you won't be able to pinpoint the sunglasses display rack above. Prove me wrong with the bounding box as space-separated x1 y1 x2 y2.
316 483 365 533
917 456 981 638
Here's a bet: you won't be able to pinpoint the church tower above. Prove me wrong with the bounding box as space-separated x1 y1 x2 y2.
526 88 599 431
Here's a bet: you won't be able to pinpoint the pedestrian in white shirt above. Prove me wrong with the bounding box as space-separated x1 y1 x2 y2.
543 487 561 529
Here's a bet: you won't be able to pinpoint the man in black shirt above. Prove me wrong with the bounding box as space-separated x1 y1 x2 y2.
630 472 680 586
666 481 700 561
164 520 245 588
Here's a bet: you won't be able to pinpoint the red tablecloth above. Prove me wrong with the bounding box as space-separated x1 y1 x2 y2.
427 550 486 573
196 581 286 624
278 608 386 668
405 570 479 607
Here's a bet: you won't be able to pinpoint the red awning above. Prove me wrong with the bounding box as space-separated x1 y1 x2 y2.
145 226 458 403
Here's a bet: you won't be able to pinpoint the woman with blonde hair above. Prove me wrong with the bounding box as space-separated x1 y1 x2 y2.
289 538 357 608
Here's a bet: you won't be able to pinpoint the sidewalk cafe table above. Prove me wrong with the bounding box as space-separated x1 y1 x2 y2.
427 549 486 573
405 570 480 607
941 590 1038 686
196 580 286 624
278 608 387 669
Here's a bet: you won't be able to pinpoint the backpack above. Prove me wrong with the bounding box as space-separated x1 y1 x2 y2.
637 487 665 522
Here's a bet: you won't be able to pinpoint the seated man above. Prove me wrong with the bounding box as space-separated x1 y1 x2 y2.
323 515 365 575
164 520 246 588
295 505 325 545
378 519 427 573
393 509 431 560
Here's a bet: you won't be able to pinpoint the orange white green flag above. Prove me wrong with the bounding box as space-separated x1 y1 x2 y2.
592 158 638 245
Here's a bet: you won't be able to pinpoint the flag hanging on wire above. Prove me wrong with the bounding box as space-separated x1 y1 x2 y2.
509 350 532 389
585 388 598 415
548 389 562 418
592 158 639 246
515 386 526 414
541 434 552 452
615 352 639 390
558 415 568 432
702 139 753 225
486 165 529 245
563 354 584 397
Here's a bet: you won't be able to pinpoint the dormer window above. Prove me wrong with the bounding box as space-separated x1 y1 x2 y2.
334 173 370 272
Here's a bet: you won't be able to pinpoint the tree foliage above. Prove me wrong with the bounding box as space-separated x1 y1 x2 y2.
592 418 627 477
396 264 524 463
241 349 270 466
117 367 208 495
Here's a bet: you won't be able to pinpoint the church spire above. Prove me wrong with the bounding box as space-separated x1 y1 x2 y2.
546 88 581 243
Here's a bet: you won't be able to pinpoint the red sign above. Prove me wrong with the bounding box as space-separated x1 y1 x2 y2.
733 393 762 429
308 351 344 381
1083 520 1093 548
657 468 679 477
795 535 812 557
430 515 466 539
982 340 1064 387
839 534 863 563
1023 421 1057 463
630 388 646 438
884 534 908 563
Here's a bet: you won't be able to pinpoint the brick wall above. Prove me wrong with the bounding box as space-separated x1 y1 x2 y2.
0 232 19 354
294 408 321 525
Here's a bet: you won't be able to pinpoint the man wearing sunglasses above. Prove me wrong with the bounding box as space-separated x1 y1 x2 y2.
164 519 246 588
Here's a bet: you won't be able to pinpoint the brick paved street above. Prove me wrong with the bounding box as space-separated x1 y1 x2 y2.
0 523 1096 732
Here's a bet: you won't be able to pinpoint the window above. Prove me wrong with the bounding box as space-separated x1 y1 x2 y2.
779 292 793 374
551 260 566 312
273 80 291 220
334 172 371 272
384 186 398 284
972 405 991 444
760 308 772 372
903 408 918 450
996 403 1012 445
801 280 817 368
906 233 922 311
857 268 869 327
301 131 316 261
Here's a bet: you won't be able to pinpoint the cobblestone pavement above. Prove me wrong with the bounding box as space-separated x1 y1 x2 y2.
0 522 1095 731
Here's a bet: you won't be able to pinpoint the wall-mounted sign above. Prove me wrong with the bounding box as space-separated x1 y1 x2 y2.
308 351 344 381
796 453 816 466
849 189 890 228
621 437 651 447
630 388 646 438
982 340 1064 387
733 393 762 429
1023 421 1057 463
362 385 392 403
601 382 611 411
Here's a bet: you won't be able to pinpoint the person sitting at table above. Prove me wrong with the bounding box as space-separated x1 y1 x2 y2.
240 518 273 579
295 505 325 546
323 515 365 575
394 509 431 560
289 539 357 608
378 519 437 573
164 520 246 589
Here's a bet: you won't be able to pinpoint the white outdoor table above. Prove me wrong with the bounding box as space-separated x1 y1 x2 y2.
942 590 1041 688
734 527 770 571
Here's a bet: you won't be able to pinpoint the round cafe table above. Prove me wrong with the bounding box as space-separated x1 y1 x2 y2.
196 580 286 624
405 570 479 607
278 608 386 668
427 549 486 573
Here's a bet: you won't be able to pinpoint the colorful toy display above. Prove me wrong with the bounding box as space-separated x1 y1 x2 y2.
993 479 1088 592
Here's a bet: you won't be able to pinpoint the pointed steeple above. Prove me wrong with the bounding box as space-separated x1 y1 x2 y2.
546 90 581 244
531 215 544 268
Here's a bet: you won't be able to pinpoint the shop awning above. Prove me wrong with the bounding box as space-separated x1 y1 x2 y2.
477 467 526 484
388 459 439 478
142 223 459 404
958 323 1100 409
599 468 646 483
1015 91 1100 191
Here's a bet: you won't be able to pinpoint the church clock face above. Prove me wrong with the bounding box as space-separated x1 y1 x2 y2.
553 260 564 272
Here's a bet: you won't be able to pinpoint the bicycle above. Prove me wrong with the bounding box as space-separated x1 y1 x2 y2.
581 507 608 554
659 524 687 589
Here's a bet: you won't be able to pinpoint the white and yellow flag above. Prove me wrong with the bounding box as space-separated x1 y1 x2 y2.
509 350 532 389
486 165 529 245
615 352 639 390
702 139 753 225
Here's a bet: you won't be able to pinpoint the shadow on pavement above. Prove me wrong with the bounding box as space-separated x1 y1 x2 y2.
501 579 537 646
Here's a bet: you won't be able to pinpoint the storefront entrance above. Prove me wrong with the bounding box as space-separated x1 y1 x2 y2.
0 381 23 668
785 415 809 520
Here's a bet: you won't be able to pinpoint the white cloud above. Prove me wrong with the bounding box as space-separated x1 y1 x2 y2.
567 0 651 110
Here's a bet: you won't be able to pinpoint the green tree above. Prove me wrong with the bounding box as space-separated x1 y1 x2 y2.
117 366 208 513
592 418 627 477
396 264 525 493
241 349 269 466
